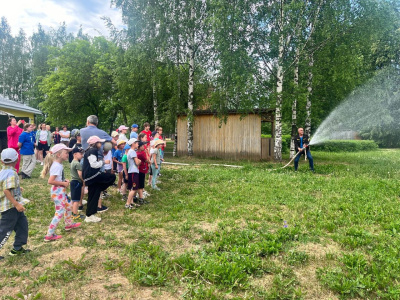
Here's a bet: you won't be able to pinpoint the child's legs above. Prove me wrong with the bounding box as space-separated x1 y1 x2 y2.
46 189 66 236
71 180 82 214
0 208 19 250
118 172 123 190
151 164 158 187
79 184 85 206
13 212 29 250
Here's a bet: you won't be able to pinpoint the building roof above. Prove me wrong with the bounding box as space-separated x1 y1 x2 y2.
0 95 42 115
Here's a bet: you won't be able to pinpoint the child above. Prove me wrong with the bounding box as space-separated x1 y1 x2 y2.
101 148 113 199
41 144 81 242
136 141 150 204
68 129 81 163
82 136 116 222
70 146 85 221
121 144 130 201
156 126 165 176
150 140 164 190
125 139 141 209
118 125 129 141
130 124 139 139
138 133 151 198
113 139 126 193
0 148 30 259
111 131 119 176
141 122 152 144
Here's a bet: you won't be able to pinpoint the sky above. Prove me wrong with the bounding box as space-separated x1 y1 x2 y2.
1 0 126 37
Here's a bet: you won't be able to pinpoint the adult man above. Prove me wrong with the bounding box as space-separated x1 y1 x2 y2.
17 124 36 179
80 115 115 156
294 128 314 172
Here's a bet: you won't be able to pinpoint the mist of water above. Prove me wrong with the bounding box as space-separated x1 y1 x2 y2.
310 67 400 145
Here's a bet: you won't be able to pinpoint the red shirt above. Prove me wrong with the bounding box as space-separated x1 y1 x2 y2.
137 150 149 173
141 130 152 143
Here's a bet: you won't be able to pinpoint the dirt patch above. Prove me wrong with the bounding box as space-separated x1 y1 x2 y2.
296 242 342 259
40 246 87 268
196 221 218 232
251 274 274 290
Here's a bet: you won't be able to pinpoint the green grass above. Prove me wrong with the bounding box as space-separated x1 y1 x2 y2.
1 149 400 299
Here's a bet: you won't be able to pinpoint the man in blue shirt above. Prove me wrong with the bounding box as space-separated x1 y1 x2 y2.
17 123 36 179
294 127 314 172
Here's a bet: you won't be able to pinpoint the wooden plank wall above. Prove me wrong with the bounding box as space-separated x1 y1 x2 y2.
177 114 263 160
261 138 275 160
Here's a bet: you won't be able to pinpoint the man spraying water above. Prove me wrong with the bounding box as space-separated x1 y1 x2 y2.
294 128 314 172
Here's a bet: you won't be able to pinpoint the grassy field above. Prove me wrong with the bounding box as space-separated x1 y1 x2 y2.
1 147 400 299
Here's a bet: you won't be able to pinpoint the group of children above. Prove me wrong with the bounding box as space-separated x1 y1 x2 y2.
0 122 166 258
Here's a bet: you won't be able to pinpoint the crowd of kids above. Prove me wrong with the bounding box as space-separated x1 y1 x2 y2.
0 121 166 258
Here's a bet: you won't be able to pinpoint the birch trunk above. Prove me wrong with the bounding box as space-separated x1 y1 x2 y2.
152 63 159 127
187 7 195 156
305 52 313 137
274 2 284 161
290 49 299 158
173 43 180 157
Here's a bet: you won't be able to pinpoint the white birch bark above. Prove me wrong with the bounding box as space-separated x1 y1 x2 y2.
290 50 299 158
305 51 313 137
187 7 195 156
152 63 158 128
274 1 284 161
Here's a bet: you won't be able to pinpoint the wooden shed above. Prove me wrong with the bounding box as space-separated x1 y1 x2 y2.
177 109 275 160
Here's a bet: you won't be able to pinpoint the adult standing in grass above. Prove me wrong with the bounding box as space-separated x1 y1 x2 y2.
35 123 51 165
294 127 314 172
60 126 70 146
80 115 115 158
0 148 31 260
17 123 36 179
7 118 23 173
52 127 61 145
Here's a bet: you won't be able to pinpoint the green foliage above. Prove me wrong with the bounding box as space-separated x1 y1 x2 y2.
311 140 378 152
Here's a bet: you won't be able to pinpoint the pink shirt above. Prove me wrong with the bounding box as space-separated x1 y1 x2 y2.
7 126 23 149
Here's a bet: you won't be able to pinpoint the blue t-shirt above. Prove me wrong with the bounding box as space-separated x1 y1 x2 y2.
18 131 35 155
113 149 123 162
130 131 138 139
300 137 303 148
31 131 37 143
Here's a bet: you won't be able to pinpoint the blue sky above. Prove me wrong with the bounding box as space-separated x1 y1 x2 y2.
2 0 125 37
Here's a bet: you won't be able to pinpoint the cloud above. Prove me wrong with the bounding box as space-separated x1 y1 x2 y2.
1 0 125 37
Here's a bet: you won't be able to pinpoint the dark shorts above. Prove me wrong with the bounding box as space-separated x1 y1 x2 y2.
37 142 49 151
139 172 146 189
70 180 82 202
127 173 139 191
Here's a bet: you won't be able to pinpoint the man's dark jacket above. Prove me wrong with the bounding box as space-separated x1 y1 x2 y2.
294 135 310 153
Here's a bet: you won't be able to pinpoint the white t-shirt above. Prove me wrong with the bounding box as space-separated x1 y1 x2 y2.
50 161 64 182
127 149 139 173
60 130 70 141
104 151 112 170
119 133 128 141
39 130 48 142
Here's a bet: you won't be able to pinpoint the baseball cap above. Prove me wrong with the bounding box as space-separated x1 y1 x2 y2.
151 130 157 137
118 125 129 131
111 131 119 138
87 136 106 145
50 143 73 154
131 124 138 128
72 146 84 154
117 139 127 146
127 138 138 145
124 144 131 150
138 141 148 148
1 148 18 163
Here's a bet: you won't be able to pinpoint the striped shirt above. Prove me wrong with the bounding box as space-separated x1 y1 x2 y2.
0 165 21 213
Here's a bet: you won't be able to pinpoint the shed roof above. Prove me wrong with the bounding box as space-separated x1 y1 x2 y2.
0 95 42 115
177 108 275 117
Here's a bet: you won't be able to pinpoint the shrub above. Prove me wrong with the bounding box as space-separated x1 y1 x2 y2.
311 140 378 152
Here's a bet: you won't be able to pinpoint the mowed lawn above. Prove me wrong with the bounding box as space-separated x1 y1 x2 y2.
1 147 400 299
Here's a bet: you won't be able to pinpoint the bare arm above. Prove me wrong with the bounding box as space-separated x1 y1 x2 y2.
48 175 69 187
77 170 83 182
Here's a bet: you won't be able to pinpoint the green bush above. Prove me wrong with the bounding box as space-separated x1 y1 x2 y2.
311 140 378 152
261 134 291 153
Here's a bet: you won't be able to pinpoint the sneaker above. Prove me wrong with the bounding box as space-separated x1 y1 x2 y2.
78 205 84 212
125 204 135 209
152 185 161 191
143 191 150 197
0 256 3 260
85 214 101 223
133 198 141 207
97 205 108 213
82 200 87 206
40 162 44 166
65 223 81 231
138 198 144 205
72 213 85 220
44 234 62 242
9 247 31 256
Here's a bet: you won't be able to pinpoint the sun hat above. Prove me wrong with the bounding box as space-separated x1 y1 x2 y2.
72 146 84 154
50 143 73 154
1 148 18 163
111 131 119 138
131 124 138 128
154 139 165 147
87 136 106 145
127 138 138 145
118 125 129 131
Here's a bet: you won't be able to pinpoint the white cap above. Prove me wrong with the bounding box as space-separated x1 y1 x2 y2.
127 138 138 145
1 148 19 163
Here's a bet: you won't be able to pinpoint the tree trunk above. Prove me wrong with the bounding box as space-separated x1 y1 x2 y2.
173 42 180 157
290 48 299 158
305 51 313 137
152 63 158 128
187 7 195 157
274 2 284 161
